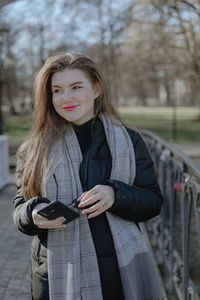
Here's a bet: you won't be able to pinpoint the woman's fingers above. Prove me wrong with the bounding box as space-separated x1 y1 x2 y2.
82 199 106 215
78 185 102 203
78 185 115 219
36 217 66 229
32 204 67 228
78 193 102 208
77 191 87 201
88 206 106 219
32 203 49 220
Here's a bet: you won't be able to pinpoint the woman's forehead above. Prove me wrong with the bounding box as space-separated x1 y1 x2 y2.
51 68 89 86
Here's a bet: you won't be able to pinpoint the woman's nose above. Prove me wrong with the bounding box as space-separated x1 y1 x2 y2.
63 89 73 100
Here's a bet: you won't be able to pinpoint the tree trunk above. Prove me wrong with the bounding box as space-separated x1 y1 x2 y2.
6 82 17 115
164 80 172 106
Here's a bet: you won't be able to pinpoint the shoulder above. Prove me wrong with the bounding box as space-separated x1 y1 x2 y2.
125 126 152 159
125 126 145 146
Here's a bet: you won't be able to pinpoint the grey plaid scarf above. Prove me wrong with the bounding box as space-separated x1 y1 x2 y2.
45 112 164 300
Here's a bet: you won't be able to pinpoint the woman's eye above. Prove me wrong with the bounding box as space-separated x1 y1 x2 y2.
73 86 81 90
53 89 61 94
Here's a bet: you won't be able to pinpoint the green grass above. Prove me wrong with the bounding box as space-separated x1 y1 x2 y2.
118 106 200 143
3 106 200 143
4 114 32 143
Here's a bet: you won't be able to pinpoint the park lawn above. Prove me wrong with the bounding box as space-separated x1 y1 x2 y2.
3 106 200 143
4 114 32 143
118 106 200 143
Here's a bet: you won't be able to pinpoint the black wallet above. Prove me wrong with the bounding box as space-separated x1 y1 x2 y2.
37 200 80 224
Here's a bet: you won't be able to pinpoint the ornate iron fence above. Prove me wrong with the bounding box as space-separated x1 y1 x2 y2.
141 130 200 300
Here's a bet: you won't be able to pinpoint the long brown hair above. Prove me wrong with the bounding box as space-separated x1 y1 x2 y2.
16 52 124 200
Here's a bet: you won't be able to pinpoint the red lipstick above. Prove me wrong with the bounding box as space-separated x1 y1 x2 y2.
63 105 79 111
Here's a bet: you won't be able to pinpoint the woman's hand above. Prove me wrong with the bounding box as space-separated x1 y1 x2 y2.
77 185 115 219
32 203 66 229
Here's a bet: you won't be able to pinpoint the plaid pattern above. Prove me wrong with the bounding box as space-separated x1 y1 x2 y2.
45 113 164 300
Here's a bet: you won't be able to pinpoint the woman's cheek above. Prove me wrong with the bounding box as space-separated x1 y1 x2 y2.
52 96 62 108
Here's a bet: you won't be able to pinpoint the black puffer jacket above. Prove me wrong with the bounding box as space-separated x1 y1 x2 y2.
13 117 163 300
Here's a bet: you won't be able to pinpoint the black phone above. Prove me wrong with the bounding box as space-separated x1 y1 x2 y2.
37 174 80 224
37 200 79 224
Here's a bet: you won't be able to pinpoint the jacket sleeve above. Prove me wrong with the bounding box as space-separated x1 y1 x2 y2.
106 130 163 223
13 188 50 236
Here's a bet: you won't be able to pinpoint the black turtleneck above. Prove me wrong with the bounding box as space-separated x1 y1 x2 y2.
73 117 96 156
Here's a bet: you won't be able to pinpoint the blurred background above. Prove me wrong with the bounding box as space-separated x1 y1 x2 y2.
0 0 200 165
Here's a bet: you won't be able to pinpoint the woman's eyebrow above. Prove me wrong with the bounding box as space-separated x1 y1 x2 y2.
70 81 83 86
52 81 83 88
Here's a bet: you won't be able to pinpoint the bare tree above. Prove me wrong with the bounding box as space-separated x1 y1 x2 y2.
118 0 200 108
1 24 20 115
0 0 19 9
153 0 200 110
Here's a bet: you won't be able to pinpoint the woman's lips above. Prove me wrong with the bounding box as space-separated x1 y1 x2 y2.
63 105 79 111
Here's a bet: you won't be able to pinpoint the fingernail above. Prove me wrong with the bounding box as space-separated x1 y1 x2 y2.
82 210 86 214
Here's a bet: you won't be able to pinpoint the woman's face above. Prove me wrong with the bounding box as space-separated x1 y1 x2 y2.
51 68 100 125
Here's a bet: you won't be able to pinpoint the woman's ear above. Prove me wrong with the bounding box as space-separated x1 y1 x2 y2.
94 83 101 99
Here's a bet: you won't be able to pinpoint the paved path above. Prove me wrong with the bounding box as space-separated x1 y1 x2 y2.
0 184 32 300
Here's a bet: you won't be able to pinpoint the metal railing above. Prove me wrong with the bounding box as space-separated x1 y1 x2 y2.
141 130 200 300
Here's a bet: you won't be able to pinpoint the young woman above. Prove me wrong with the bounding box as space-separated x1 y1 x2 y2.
13 53 164 300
